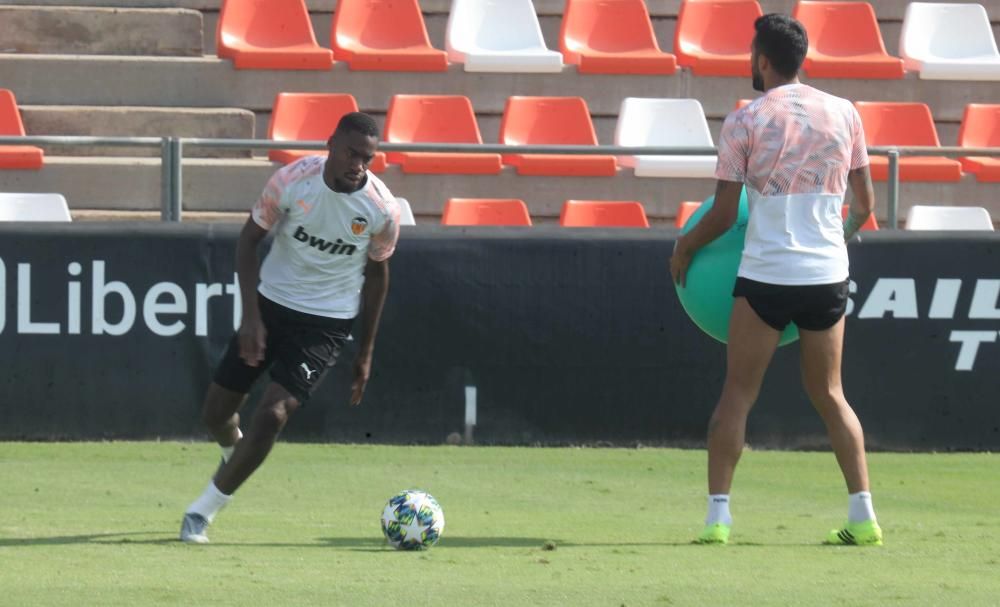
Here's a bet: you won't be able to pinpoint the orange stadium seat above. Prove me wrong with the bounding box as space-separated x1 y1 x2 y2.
958 104 1000 182
332 0 447 71
216 0 334 70
794 1 904 79
560 0 677 75
267 93 386 172
0 89 43 170
560 200 650 227
734 98 754 110
499 96 617 176
384 95 502 174
442 198 533 226
675 201 702 228
841 204 879 231
674 0 762 76
854 102 963 182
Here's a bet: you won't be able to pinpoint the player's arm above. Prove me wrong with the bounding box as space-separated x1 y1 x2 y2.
236 217 270 367
351 257 390 406
844 165 875 241
670 179 743 287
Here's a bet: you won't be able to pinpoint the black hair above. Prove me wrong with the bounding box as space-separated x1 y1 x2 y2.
753 14 808 78
333 111 380 139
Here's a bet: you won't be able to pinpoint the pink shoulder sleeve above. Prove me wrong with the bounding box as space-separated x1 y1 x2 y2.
368 199 401 262
850 107 870 170
715 110 751 183
251 162 301 229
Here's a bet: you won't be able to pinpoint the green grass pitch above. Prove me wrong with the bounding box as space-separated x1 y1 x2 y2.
1 442 998 606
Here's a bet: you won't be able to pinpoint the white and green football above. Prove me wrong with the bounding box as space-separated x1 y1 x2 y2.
380 490 445 550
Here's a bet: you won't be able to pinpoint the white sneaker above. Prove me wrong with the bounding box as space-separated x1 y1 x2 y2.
179 512 210 544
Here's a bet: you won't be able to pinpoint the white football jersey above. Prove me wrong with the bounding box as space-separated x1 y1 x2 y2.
251 156 400 319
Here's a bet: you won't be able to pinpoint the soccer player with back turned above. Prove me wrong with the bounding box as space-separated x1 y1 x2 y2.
671 14 882 546
180 112 401 543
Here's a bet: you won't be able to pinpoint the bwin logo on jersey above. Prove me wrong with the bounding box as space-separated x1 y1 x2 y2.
293 225 357 256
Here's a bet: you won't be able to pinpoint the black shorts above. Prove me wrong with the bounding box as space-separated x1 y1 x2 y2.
732 277 849 332
213 295 353 402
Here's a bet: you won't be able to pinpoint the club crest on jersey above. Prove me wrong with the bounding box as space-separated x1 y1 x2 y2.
351 216 368 236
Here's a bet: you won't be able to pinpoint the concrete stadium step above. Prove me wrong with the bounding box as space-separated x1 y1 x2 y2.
2 54 992 123
0 6 202 56
2 157 998 226
19 105 255 158
8 1 999 22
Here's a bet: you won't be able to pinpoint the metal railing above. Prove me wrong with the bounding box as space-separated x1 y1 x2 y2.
2 134 999 228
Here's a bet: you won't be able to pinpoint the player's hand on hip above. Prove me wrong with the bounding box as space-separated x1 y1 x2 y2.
238 316 267 367
350 354 372 406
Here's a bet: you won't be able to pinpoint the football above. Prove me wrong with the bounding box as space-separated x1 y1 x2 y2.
380 490 445 550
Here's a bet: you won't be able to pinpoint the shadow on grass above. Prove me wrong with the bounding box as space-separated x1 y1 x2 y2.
0 532 176 547
0 533 828 550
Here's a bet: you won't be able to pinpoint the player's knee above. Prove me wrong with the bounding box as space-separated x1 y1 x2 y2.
253 401 294 436
805 384 844 413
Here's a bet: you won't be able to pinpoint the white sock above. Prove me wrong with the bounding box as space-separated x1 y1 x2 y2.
186 481 232 523
706 494 732 526
221 428 243 463
848 491 876 524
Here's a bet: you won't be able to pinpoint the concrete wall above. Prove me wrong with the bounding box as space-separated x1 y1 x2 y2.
0 6 202 56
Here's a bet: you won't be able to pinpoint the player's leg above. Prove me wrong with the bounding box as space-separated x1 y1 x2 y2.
201 382 247 462
798 318 882 545
799 318 868 493
180 335 267 544
698 296 781 544
214 382 301 495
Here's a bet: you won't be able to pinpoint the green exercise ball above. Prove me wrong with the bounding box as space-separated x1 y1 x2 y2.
675 190 799 346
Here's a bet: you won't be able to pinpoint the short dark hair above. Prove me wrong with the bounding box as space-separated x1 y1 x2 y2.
753 14 808 78
333 111 379 139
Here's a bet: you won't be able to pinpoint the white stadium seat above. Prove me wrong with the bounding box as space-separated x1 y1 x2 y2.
614 98 718 178
395 197 416 226
0 192 71 222
446 0 564 73
899 2 1000 81
905 205 995 231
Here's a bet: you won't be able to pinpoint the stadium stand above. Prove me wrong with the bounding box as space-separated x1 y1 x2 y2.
332 0 448 71
216 0 334 70
499 96 616 176
0 0 998 226
899 2 1000 81
0 192 71 221
267 92 386 171
383 95 502 174
958 103 1000 182
559 199 650 227
0 89 44 170
905 204 995 230
794 1 905 79
614 97 717 178
674 0 762 76
446 0 563 73
854 101 964 182
441 197 532 225
559 0 677 74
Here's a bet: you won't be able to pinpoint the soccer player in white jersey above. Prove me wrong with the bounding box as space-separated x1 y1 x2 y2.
180 112 401 543
670 14 882 546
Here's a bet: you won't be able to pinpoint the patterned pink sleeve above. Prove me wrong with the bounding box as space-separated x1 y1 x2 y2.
850 106 870 170
368 198 401 262
251 163 298 229
715 110 751 183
